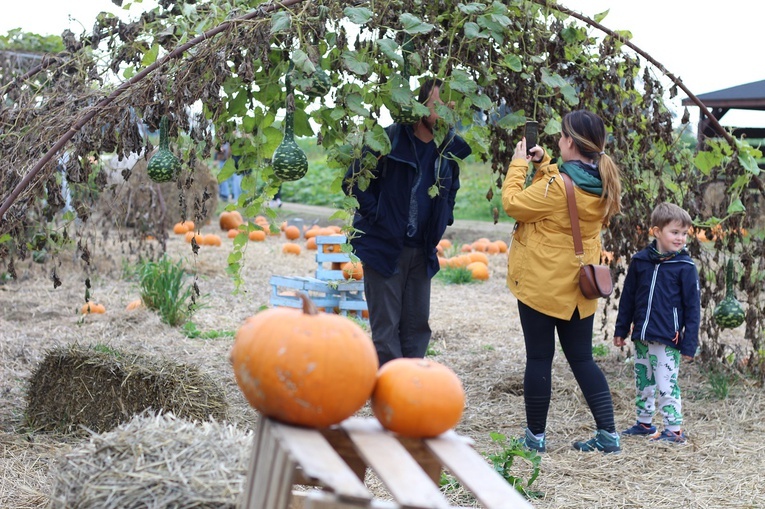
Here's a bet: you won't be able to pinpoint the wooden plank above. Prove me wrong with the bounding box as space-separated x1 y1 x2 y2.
245 418 280 509
341 418 450 509
271 421 372 505
315 268 346 281
425 434 535 509
297 490 401 509
315 235 348 245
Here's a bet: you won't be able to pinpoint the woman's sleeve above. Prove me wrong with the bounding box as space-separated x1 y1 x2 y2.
501 153 559 223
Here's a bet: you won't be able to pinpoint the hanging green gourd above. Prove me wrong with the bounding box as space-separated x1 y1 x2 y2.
301 46 332 98
392 36 421 125
147 115 182 183
713 258 746 329
272 69 309 182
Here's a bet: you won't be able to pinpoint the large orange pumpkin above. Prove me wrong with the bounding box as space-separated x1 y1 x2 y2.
371 358 465 438
219 210 244 231
284 225 301 240
230 293 379 428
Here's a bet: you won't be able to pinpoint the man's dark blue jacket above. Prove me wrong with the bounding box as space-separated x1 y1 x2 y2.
614 243 701 357
343 123 471 278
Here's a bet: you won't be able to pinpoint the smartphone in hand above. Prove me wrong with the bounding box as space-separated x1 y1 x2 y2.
524 121 538 156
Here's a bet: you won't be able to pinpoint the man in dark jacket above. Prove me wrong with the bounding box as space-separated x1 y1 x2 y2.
344 78 472 365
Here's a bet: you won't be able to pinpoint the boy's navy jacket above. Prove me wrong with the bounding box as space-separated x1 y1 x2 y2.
343 123 471 278
614 244 701 357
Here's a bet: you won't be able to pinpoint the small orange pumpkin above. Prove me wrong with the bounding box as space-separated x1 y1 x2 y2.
203 233 222 246
230 293 379 428
181 220 195 231
371 358 465 438
227 228 240 239
284 225 301 240
173 222 189 234
249 230 266 242
126 299 143 311
282 242 301 255
305 237 317 250
466 261 489 281
81 302 106 314
493 240 508 253
219 210 244 231
342 261 364 280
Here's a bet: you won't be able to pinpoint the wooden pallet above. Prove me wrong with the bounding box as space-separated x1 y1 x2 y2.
314 235 354 281
241 415 534 509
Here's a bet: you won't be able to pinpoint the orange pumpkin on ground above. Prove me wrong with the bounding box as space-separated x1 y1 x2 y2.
249 230 267 242
284 225 301 240
230 293 379 428
304 226 321 239
227 228 240 239
493 240 508 253
173 222 189 234
371 358 465 438
126 299 143 311
282 242 301 255
203 233 222 246
306 237 318 250
219 210 244 231
81 302 106 314
466 261 490 281
467 251 489 265
437 238 452 250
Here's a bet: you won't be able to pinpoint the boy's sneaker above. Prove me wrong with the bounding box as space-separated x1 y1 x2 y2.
522 428 546 453
650 429 687 444
572 429 621 454
622 421 657 436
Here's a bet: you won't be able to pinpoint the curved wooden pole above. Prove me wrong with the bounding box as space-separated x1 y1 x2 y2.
539 0 765 197
0 0 308 225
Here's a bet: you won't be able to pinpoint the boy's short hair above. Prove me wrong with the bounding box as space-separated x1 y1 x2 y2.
651 202 692 229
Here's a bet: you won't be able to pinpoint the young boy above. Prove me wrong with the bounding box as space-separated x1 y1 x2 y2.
613 202 700 443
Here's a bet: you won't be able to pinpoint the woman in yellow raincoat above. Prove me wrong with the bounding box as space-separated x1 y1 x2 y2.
502 110 622 454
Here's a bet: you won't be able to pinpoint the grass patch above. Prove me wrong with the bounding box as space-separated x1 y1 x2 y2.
435 266 475 284
182 322 235 340
137 256 201 327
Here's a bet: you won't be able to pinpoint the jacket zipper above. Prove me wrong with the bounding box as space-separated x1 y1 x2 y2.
640 264 660 338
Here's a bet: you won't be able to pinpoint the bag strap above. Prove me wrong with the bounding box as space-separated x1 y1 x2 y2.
560 173 584 257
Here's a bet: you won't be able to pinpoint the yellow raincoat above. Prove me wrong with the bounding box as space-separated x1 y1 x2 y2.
502 153 606 320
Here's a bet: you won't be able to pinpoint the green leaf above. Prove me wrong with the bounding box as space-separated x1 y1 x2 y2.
270 11 291 34
291 48 315 74
140 44 160 67
499 54 522 72
123 65 135 79
346 93 370 117
594 10 610 23
727 198 745 214
448 69 477 94
364 124 392 154
376 38 403 65
540 69 567 89
343 6 374 24
694 150 718 175
465 92 493 111
560 83 579 106
543 118 561 135
227 90 248 116
293 108 314 137
400 13 434 34
458 3 487 15
738 152 761 175
497 111 526 130
262 126 283 156
342 50 371 76
217 159 236 182
464 22 488 40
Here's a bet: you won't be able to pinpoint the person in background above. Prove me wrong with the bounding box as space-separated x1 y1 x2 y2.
502 110 622 454
343 78 471 366
216 142 243 202
614 202 700 444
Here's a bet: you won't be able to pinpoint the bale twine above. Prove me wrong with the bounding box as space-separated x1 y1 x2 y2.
48 412 252 509
25 344 228 434
96 154 219 235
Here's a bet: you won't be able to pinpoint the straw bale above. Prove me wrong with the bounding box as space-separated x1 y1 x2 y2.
25 344 228 434
96 154 219 234
48 412 252 509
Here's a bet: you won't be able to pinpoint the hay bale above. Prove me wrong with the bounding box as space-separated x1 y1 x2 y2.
96 153 219 234
25 344 228 434
48 412 252 509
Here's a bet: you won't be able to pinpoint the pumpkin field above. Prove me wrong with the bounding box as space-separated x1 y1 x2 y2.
0 205 763 509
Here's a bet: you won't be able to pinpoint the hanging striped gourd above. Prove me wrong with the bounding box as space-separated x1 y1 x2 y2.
147 116 181 183
713 258 746 329
272 71 309 181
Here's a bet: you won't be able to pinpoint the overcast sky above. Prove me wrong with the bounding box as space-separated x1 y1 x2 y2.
2 1 763 127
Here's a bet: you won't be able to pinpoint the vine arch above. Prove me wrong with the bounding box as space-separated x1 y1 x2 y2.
0 0 762 374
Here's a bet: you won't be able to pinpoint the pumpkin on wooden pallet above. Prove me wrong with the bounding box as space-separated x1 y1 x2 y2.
230 293 378 428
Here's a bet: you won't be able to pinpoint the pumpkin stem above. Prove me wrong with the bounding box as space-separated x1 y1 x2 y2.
298 292 319 316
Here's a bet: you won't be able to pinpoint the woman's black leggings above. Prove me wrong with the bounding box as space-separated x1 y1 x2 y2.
518 300 616 435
